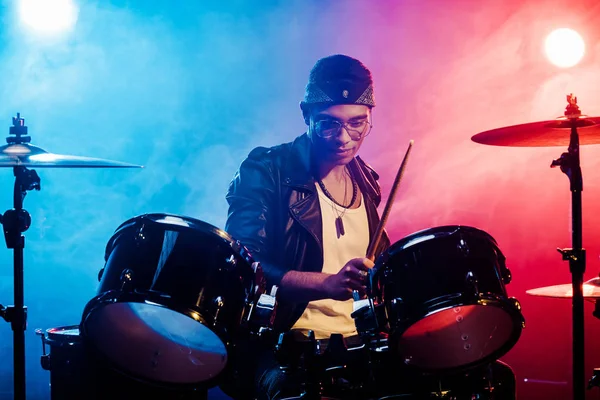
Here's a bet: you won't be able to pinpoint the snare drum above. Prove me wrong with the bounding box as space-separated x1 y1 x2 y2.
369 225 524 373
80 213 273 388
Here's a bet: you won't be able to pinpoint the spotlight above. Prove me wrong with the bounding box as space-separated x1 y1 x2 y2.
18 0 78 35
544 28 585 68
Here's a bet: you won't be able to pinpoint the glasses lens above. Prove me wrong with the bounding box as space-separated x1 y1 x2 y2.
315 120 341 138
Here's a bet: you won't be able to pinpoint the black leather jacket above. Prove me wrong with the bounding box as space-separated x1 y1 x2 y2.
225 133 390 332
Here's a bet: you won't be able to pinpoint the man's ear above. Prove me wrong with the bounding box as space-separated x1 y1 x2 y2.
300 102 310 125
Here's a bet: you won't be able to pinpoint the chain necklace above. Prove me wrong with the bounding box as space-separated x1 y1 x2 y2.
316 167 357 237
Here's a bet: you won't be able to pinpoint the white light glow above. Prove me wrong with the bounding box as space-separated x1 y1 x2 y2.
544 28 585 68
18 0 78 35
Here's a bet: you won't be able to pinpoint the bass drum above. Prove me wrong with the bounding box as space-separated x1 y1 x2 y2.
80 213 271 390
370 225 524 373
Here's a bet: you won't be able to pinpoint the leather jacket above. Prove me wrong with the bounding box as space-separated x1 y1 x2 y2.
225 133 390 332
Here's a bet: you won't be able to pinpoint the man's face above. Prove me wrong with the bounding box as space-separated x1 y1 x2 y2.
309 104 372 166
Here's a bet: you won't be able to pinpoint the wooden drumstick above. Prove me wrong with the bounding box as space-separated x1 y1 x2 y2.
365 140 414 262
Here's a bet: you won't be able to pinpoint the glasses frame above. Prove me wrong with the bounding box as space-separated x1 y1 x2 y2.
312 116 373 141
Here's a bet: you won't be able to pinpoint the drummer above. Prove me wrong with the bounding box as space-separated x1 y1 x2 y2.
224 54 516 399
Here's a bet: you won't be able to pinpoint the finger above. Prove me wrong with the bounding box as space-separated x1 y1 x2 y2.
345 278 366 291
350 258 374 271
344 267 367 281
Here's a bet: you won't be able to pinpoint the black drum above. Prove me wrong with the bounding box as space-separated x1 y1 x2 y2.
80 213 273 389
36 325 209 400
36 326 90 400
369 225 524 373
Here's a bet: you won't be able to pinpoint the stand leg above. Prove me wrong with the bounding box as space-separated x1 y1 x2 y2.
13 241 25 400
572 191 585 400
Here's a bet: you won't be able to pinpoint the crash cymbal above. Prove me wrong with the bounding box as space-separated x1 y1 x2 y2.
526 277 600 298
0 143 143 168
471 115 600 147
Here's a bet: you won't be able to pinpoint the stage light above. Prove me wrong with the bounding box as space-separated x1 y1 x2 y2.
544 28 585 68
18 0 78 35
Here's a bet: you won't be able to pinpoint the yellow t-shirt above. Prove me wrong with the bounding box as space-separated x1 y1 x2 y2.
291 183 369 339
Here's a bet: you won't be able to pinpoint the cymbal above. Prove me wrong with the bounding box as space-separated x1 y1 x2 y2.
526 277 600 298
471 115 600 147
0 143 143 168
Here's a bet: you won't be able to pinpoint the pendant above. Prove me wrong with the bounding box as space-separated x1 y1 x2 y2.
336 216 345 237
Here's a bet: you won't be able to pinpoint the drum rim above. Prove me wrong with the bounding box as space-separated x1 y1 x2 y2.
387 294 524 373
43 325 81 344
80 289 236 346
104 213 254 265
383 225 498 256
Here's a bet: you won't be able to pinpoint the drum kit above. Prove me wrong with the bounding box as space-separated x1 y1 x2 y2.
0 92 598 400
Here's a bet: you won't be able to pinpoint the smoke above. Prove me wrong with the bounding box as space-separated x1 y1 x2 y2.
0 0 598 398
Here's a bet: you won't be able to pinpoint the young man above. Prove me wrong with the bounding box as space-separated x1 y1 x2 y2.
224 55 515 399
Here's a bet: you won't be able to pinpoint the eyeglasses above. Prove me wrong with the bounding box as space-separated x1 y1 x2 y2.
313 118 372 140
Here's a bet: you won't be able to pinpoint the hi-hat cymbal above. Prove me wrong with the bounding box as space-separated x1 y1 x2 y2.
471 115 600 147
0 143 143 168
526 277 600 298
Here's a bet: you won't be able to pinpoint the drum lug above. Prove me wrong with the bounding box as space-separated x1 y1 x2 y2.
40 354 51 371
35 328 47 355
389 297 407 327
466 271 479 296
509 297 525 328
119 268 134 291
97 267 104 282
457 238 470 256
503 266 512 284
225 254 237 269
213 296 225 325
35 328 51 370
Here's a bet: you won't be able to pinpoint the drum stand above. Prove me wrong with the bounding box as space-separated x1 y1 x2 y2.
0 114 40 400
550 96 585 400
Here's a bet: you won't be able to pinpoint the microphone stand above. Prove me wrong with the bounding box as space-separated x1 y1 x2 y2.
0 113 40 400
551 95 585 400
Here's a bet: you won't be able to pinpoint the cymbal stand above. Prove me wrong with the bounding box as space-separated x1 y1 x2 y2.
550 95 585 400
0 113 40 400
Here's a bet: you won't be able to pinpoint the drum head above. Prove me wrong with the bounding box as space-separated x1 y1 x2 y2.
83 302 227 384
396 302 518 370
46 326 80 342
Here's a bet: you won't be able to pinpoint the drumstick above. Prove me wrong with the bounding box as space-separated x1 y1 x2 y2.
366 140 414 261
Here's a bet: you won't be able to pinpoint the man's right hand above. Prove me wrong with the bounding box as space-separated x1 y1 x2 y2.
321 257 374 301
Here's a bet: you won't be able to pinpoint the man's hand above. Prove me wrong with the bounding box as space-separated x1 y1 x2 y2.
322 257 374 301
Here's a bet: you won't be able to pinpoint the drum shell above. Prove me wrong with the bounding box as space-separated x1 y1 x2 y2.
95 213 258 342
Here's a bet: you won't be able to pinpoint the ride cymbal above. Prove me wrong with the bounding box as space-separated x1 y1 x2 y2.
0 143 143 168
471 116 600 147
526 277 600 298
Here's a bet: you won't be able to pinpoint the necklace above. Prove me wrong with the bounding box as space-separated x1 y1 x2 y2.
316 167 357 237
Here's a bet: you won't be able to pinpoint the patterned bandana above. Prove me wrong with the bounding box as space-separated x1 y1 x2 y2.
301 54 375 108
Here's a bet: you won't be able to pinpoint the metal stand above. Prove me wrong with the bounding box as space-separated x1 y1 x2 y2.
551 95 585 400
0 113 40 400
